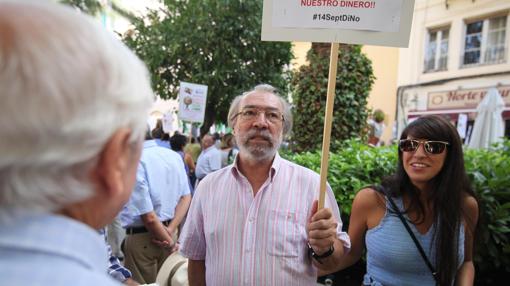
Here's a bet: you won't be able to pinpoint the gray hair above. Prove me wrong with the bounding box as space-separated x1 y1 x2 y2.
0 1 154 211
227 84 292 136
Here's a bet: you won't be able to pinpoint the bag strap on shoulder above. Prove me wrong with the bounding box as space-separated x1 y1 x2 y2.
375 185 439 284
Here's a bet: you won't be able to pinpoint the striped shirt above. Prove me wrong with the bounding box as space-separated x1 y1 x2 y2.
98 228 132 282
179 153 350 286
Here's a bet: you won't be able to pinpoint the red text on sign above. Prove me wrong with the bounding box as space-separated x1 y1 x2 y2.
300 0 376 9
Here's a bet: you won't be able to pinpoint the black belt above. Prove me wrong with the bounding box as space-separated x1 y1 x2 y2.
125 220 171 235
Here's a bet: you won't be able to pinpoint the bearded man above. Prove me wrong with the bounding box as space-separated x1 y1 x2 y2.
179 84 351 286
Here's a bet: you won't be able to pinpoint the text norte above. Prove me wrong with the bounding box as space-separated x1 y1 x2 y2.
446 88 509 102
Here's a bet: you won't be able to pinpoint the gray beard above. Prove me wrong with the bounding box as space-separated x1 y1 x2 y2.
237 130 282 163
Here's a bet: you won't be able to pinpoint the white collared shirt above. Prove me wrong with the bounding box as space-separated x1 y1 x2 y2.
195 145 222 179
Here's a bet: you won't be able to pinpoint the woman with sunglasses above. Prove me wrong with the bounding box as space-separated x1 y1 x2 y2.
334 115 478 285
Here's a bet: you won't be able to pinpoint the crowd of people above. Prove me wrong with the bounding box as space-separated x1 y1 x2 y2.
0 2 479 286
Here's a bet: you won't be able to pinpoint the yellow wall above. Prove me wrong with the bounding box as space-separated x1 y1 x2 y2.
362 46 400 144
291 42 400 144
291 42 312 68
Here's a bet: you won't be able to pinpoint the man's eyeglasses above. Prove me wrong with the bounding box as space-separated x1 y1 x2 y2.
233 108 284 124
399 139 450 155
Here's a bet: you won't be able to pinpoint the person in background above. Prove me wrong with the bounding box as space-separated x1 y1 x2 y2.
161 132 170 145
336 115 478 286
368 109 386 147
0 1 153 285
107 214 127 262
121 129 191 284
194 134 222 181
151 120 169 148
179 84 350 285
219 133 238 167
184 137 201 164
170 133 196 194
213 132 222 149
99 228 139 286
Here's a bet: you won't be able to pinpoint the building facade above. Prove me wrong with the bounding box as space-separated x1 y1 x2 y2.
396 0 510 142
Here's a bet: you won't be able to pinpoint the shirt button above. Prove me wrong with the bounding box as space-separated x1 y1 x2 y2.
249 217 255 222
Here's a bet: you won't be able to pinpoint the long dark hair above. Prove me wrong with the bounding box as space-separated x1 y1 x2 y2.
381 115 476 285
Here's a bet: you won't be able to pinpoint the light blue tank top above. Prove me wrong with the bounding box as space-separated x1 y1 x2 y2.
364 197 465 286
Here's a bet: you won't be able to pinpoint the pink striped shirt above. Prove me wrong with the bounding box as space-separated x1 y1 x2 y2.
179 153 350 286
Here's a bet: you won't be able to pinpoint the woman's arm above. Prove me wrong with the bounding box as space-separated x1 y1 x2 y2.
332 188 384 272
184 152 195 172
455 195 479 286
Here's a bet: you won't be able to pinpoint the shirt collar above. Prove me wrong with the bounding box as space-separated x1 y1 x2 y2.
143 140 158 148
203 145 216 153
231 152 281 183
0 210 108 274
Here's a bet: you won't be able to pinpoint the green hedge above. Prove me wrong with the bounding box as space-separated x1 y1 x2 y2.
283 139 397 214
283 139 510 277
464 140 510 275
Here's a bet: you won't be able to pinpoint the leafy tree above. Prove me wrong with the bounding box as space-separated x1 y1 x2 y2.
60 0 136 21
60 0 103 15
291 43 375 152
123 0 292 135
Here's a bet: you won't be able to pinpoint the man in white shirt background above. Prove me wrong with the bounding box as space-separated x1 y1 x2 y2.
194 134 222 181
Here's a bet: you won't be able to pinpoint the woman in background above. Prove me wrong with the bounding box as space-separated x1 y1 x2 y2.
170 134 195 194
219 133 238 167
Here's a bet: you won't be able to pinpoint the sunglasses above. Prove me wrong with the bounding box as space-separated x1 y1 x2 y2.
399 139 450 154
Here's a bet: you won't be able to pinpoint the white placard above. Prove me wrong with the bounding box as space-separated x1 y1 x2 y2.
273 0 402 32
162 110 174 134
262 0 415 47
456 113 468 139
178 82 208 124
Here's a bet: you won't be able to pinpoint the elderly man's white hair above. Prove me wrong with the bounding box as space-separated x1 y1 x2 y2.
0 1 154 211
227 84 293 136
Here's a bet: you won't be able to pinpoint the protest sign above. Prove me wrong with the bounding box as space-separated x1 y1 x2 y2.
262 0 415 47
262 0 415 209
178 82 208 124
162 110 174 134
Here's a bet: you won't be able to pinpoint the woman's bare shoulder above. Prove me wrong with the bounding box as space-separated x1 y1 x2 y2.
353 187 386 210
462 195 479 221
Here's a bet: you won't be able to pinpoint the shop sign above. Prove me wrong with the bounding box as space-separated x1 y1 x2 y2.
427 86 510 110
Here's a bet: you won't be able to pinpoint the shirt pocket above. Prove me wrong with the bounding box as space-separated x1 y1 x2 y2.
267 210 306 257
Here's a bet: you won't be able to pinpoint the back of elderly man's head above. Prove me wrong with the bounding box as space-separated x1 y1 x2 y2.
0 1 153 212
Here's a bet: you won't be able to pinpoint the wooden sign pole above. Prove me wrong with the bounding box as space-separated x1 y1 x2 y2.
188 122 193 143
318 43 339 210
